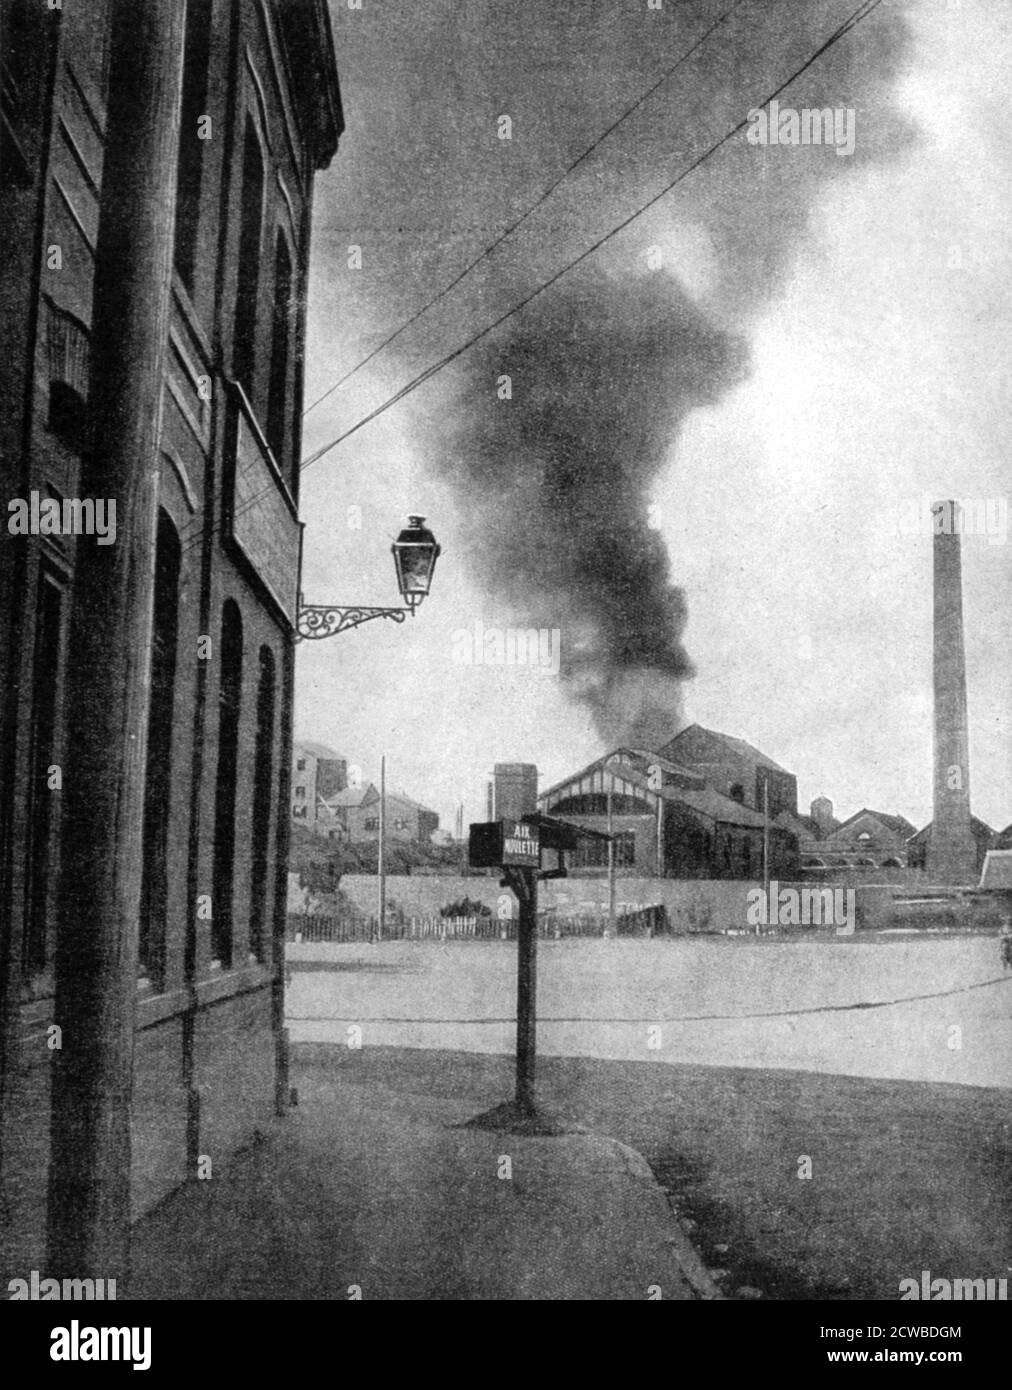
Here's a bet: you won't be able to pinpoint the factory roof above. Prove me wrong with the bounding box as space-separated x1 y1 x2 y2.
672 786 769 828
538 747 705 803
658 724 790 774
906 815 995 844
830 808 918 841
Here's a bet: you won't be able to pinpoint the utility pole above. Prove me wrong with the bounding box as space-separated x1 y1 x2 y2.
512 866 537 1111
47 0 186 1283
377 753 386 941
762 775 771 900
606 765 616 936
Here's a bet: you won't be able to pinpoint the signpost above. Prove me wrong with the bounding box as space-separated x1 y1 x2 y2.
469 818 541 1109
467 813 608 1129
469 818 540 869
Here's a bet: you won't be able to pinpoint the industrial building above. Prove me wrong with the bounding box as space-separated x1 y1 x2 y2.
538 744 799 879
657 723 800 821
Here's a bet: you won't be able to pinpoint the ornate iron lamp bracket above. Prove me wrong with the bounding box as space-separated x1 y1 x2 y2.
295 604 411 641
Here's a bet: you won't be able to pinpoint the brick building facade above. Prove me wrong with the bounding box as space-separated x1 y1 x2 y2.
0 0 341 1280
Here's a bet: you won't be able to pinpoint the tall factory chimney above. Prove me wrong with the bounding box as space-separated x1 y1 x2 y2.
926 500 977 884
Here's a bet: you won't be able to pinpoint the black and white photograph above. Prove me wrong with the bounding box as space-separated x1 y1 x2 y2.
1 0 1009 1350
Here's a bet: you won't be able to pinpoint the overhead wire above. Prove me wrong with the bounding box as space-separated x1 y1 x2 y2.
179 0 885 559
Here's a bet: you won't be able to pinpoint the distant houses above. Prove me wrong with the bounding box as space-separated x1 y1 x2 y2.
291 741 438 844
291 741 348 831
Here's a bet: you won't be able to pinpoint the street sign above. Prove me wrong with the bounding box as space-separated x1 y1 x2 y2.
468 819 540 869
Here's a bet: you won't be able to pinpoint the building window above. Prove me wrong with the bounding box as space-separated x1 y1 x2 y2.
22 568 63 980
729 782 745 804
294 786 305 799
233 116 265 397
266 233 293 472
173 0 213 291
139 513 181 990
211 599 242 968
248 646 275 963
615 831 636 867
296 758 306 771
574 837 608 869
393 818 409 831
364 817 379 832
46 299 89 452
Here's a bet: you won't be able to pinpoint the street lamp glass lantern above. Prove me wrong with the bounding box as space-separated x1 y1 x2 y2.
392 515 440 610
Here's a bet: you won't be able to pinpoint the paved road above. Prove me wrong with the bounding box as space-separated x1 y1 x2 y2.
287 935 1012 1089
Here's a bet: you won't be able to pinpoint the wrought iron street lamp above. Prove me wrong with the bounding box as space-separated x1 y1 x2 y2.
296 515 441 640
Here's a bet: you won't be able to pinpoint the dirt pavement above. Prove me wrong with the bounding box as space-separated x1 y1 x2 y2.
283 1045 1012 1301
128 1050 708 1301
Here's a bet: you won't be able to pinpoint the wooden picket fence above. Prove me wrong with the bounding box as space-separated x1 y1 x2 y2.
286 902 669 943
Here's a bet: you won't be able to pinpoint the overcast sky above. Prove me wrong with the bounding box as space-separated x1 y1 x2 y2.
295 0 1011 836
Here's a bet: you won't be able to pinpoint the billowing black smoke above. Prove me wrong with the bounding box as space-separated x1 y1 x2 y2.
407 0 912 749
440 267 747 747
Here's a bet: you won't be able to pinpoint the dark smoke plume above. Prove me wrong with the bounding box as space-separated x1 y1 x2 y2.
440 267 747 747
408 0 912 749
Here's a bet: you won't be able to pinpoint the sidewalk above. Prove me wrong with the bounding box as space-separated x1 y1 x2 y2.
128 1050 717 1301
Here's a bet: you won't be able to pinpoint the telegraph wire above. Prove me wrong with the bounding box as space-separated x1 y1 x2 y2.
175 1 745 559
301 0 749 418
286 968 1011 1026
179 0 885 558
297 0 883 476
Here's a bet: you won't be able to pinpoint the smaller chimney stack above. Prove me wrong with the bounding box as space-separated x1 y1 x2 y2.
493 763 538 822
810 796 834 838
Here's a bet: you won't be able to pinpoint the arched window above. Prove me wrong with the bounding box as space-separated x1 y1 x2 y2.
248 645 275 962
173 0 213 290
139 512 181 989
211 600 242 967
267 234 293 473
233 117 265 396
